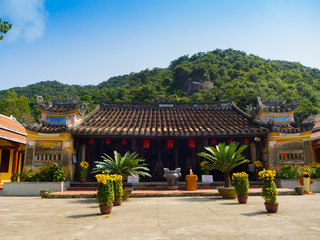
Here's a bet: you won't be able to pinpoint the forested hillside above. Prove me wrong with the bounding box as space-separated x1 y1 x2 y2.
1 49 319 123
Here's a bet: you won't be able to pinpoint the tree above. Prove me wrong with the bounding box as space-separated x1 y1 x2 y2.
198 142 249 187
0 18 12 40
0 91 31 122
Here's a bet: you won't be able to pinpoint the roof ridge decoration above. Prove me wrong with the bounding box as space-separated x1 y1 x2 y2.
247 97 299 116
100 100 233 110
36 95 87 115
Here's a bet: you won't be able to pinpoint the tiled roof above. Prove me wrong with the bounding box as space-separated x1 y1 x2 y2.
311 115 320 141
0 114 27 144
70 101 267 136
26 123 68 133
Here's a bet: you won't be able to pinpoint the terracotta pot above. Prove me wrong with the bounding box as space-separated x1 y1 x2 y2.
99 204 113 214
264 202 279 213
123 188 133 200
217 187 237 199
80 177 86 182
237 196 248 204
114 198 123 206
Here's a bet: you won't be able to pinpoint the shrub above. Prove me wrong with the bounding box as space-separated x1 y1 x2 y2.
232 172 249 196
21 170 38 182
38 161 66 182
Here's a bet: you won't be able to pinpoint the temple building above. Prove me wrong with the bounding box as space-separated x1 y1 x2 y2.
22 96 315 182
310 115 320 162
0 114 27 183
248 97 314 169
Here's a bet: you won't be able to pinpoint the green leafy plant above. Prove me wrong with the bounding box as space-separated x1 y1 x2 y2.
38 160 66 182
10 173 20 182
21 170 38 182
259 169 278 204
92 151 151 181
197 142 249 187
232 172 249 196
96 173 114 205
278 164 300 179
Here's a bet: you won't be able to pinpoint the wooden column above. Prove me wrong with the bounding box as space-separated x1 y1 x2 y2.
12 144 21 174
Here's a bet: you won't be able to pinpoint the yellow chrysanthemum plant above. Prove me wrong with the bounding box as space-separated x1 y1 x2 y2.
253 161 263 179
232 172 249 197
80 161 89 178
259 169 278 204
111 174 123 199
96 172 115 206
200 161 214 175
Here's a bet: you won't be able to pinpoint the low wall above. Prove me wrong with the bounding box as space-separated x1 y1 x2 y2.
1 182 70 196
280 179 320 193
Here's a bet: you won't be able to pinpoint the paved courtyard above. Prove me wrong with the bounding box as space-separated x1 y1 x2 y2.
1 194 320 240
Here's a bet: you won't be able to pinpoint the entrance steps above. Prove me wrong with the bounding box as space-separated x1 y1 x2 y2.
67 181 263 191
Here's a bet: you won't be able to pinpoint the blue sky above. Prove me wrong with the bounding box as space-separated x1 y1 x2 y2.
0 0 320 91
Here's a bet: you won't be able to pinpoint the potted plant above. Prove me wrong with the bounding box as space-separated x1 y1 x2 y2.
80 161 89 182
259 169 279 213
253 160 263 180
200 161 214 183
111 174 123 205
232 172 249 204
295 185 304 195
92 151 151 200
96 173 115 214
198 142 249 199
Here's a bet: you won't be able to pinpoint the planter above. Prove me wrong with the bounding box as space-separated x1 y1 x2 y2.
2 182 70 196
123 188 133 200
280 179 320 193
237 196 248 204
113 198 123 206
295 186 305 195
264 202 279 213
99 204 113 214
217 187 237 199
79 177 86 182
40 189 51 198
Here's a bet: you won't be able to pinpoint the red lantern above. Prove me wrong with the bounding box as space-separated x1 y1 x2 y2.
211 139 216 145
283 153 287 160
167 140 174 149
188 139 195 148
106 139 111 144
143 140 150 149
228 139 233 144
122 139 127 145
89 138 94 144
244 138 249 144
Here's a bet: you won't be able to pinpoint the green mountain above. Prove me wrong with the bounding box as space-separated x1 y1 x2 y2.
1 48 320 123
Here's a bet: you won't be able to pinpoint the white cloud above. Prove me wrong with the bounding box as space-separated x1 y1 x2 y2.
0 0 47 41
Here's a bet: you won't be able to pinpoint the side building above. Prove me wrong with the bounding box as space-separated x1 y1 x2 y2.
0 114 27 183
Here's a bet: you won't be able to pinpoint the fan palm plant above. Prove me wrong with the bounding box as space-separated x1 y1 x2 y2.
198 142 249 187
92 151 151 180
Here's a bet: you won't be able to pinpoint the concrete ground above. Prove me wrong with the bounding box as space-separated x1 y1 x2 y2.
0 194 320 240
